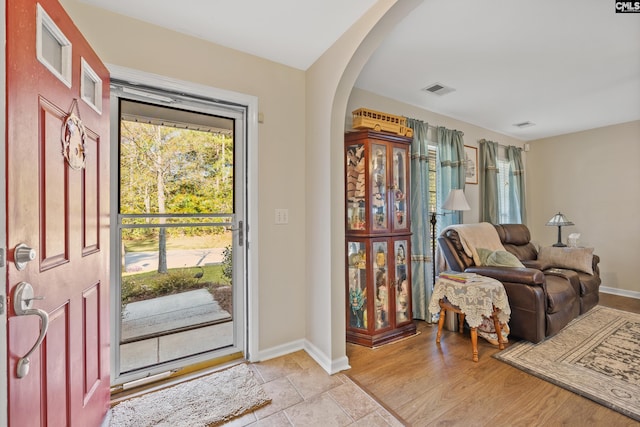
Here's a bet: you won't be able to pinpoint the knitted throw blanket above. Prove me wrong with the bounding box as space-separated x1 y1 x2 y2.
441 222 505 266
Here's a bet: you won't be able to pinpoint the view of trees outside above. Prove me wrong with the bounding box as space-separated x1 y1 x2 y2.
120 120 233 217
119 119 234 304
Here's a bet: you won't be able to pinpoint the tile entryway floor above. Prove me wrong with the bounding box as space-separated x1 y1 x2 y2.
225 351 404 426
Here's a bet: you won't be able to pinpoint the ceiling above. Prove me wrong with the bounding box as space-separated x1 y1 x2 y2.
81 0 640 141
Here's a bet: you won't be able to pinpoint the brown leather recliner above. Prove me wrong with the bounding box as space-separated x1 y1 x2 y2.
438 223 601 343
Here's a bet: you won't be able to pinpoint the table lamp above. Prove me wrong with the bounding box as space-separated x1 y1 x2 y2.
546 212 574 247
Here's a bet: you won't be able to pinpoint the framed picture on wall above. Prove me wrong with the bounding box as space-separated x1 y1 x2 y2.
464 145 478 184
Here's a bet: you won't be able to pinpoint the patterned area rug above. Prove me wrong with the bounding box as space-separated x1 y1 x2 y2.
495 306 640 421
109 363 271 426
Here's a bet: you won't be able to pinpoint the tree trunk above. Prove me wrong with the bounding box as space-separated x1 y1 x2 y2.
156 128 168 274
158 228 167 274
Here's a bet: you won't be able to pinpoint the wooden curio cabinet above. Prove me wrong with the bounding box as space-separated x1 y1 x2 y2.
345 130 416 347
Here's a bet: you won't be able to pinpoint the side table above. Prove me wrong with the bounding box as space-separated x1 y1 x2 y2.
428 272 511 362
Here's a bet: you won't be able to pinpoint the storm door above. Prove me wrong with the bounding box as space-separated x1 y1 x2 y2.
110 84 246 387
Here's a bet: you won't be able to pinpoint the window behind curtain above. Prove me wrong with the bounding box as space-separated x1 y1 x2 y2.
497 159 513 223
428 145 437 210
428 145 445 235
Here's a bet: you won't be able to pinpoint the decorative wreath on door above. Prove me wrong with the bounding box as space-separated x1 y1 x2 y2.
61 99 87 170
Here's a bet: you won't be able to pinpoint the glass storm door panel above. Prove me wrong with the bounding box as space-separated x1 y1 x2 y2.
111 92 246 386
371 144 388 231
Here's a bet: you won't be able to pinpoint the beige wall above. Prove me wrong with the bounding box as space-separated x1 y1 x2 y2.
347 87 525 223
60 0 308 353
527 120 640 295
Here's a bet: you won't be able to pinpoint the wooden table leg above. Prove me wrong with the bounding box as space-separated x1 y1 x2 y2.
436 307 446 343
458 313 465 333
470 327 479 362
491 307 505 350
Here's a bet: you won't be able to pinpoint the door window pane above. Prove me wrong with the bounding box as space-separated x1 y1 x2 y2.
81 58 102 113
36 4 72 87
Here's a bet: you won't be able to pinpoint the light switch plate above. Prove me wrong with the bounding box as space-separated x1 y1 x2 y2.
275 209 289 224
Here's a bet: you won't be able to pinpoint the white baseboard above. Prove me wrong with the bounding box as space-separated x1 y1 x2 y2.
254 339 351 375
600 286 640 300
303 340 351 375
254 339 305 363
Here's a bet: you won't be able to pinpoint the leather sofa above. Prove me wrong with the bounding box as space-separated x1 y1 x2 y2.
438 223 601 343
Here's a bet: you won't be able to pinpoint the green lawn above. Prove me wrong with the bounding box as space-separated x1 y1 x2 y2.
121 264 227 305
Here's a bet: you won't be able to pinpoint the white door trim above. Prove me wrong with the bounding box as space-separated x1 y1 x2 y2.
107 64 260 367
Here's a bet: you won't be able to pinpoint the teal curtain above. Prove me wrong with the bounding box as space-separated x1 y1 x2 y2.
406 118 432 321
506 145 527 224
479 139 499 223
436 127 466 229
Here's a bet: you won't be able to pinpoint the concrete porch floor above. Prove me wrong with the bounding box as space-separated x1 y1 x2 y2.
120 289 233 372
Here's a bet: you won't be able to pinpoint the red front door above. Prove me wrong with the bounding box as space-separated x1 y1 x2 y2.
6 0 110 425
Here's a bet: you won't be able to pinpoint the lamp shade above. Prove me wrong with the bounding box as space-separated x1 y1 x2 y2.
546 212 574 226
442 189 470 211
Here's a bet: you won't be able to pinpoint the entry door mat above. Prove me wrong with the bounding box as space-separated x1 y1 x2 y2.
110 363 271 426
494 306 640 421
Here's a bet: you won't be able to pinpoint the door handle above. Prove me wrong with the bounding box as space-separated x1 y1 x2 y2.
226 220 244 246
13 282 49 378
14 243 36 270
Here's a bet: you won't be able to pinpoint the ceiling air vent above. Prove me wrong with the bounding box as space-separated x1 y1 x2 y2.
513 121 536 128
421 82 456 96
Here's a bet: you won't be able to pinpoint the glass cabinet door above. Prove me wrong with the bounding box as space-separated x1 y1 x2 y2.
392 146 408 231
347 241 367 329
372 241 389 330
394 239 409 324
346 144 366 231
371 144 388 231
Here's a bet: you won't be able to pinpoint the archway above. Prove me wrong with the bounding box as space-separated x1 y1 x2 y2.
304 0 423 372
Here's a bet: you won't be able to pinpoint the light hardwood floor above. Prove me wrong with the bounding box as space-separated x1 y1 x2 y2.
346 293 640 427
